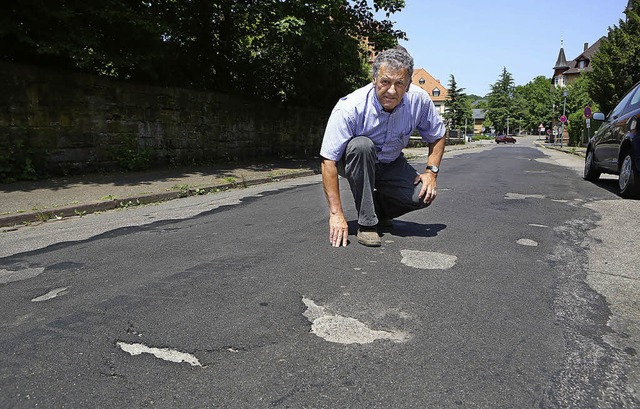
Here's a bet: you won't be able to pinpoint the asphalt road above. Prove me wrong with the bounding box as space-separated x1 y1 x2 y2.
1 137 639 408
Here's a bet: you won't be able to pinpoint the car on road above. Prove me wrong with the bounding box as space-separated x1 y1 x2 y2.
584 81 640 198
495 135 516 144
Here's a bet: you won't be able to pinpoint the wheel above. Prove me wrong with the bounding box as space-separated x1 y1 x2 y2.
618 153 640 198
583 150 601 181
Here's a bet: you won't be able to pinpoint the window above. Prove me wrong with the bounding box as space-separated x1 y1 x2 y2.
610 86 637 118
433 88 440 97
628 84 640 111
579 60 586 69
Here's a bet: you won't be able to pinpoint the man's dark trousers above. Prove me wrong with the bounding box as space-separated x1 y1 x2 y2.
339 136 430 227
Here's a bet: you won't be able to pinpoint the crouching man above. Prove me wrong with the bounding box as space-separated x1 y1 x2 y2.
320 47 446 247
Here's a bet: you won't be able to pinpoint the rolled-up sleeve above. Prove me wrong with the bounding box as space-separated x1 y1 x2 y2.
320 106 356 161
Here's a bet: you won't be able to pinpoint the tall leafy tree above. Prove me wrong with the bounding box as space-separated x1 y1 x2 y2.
514 76 555 133
0 0 407 108
586 0 640 113
0 0 171 80
486 67 516 133
443 74 471 132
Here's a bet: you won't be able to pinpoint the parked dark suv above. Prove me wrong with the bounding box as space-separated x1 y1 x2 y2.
584 81 640 198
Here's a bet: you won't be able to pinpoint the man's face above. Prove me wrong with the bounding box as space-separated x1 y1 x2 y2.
373 63 410 112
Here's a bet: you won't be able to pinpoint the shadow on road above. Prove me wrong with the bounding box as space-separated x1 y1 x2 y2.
347 220 447 238
590 178 623 196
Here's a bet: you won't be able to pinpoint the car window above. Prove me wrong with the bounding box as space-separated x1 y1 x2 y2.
610 85 638 119
627 84 640 112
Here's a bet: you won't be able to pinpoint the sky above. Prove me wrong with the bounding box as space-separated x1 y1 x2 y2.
385 0 629 97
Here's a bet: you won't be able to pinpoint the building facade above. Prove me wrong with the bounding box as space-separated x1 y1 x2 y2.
552 38 604 88
411 68 447 115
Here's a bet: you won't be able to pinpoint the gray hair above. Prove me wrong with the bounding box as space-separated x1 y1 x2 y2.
372 47 414 81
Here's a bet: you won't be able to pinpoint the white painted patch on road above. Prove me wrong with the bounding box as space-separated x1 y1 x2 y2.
524 170 550 174
31 287 69 302
529 223 548 228
517 238 539 247
0 267 45 284
505 193 546 200
116 341 202 366
400 250 457 270
302 298 406 344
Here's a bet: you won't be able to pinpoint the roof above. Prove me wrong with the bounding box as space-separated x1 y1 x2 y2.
563 37 604 75
411 68 447 102
554 47 569 70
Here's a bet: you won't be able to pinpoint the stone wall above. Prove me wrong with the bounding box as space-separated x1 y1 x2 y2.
0 62 327 178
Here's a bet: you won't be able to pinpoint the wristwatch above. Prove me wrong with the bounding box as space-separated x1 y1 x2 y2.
426 165 440 175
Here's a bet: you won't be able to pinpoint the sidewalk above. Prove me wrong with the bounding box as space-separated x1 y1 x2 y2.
535 141 587 158
0 140 494 229
0 160 321 228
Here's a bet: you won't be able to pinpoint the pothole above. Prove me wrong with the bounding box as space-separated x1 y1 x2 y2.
400 250 457 270
31 287 69 302
0 267 45 284
302 298 406 344
517 238 539 247
117 341 202 366
505 193 546 200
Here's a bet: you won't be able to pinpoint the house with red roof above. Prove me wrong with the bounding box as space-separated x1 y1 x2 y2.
411 68 448 116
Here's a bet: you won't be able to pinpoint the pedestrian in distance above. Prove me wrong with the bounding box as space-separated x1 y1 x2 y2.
320 46 446 247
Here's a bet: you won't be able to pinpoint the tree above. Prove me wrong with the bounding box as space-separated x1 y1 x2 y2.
443 74 471 133
0 0 172 80
586 0 640 113
514 76 555 133
0 0 407 108
486 67 516 134
557 76 598 145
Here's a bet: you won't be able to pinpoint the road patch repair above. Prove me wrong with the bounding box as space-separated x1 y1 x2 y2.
400 250 457 270
31 287 69 302
0 267 45 284
504 193 546 200
117 341 202 367
516 239 539 247
302 297 406 344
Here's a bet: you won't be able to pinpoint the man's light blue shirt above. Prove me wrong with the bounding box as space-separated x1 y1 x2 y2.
320 83 445 163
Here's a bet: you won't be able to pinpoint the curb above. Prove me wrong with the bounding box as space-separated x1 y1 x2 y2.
536 142 586 158
0 169 318 228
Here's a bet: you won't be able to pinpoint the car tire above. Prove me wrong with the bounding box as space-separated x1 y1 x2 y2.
583 150 601 181
618 153 640 198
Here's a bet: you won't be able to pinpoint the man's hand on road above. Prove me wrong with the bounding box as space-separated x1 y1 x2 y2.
415 172 437 204
329 213 349 247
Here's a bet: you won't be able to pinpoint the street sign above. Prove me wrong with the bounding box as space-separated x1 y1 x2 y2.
586 118 591 128
560 115 567 123
584 106 592 118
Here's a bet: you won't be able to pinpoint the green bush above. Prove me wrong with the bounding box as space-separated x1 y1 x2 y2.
0 139 40 183
114 133 153 171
